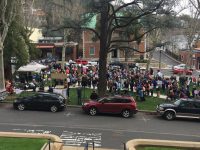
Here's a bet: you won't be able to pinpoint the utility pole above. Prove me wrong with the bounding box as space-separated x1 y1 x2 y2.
62 29 67 69
0 43 5 92
159 49 161 70
62 0 67 69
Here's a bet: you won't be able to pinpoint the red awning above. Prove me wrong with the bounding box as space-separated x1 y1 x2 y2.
36 45 54 49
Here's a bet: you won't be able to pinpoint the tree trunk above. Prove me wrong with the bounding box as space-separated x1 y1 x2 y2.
0 43 5 91
188 45 193 69
146 51 153 71
97 2 109 97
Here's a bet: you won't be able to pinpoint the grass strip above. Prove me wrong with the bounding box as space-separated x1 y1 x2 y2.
0 137 47 150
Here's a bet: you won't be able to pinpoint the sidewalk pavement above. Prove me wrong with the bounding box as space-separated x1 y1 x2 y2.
62 146 115 150
152 94 167 99
43 144 115 150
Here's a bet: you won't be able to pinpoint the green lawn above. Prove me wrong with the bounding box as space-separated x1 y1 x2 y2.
0 137 47 150
135 96 165 111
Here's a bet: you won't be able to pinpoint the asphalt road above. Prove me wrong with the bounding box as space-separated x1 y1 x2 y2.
152 50 200 77
153 50 180 67
0 104 200 149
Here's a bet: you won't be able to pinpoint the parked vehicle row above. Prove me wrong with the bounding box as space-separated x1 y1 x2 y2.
13 93 138 118
12 92 200 121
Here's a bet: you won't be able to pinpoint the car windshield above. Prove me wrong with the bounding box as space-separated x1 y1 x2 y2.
98 98 111 102
174 99 181 106
96 97 102 102
58 95 64 100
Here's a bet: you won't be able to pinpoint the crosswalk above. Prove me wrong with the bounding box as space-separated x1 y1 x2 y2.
11 128 102 147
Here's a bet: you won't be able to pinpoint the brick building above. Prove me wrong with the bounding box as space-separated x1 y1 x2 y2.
36 37 78 60
180 48 200 69
82 30 145 63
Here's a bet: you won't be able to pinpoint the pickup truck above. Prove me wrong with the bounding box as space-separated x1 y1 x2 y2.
0 90 8 101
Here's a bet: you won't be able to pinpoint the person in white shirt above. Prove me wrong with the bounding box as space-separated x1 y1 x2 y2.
157 70 163 78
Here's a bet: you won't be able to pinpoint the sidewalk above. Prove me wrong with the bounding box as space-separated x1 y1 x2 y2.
43 144 115 150
62 146 115 150
152 94 167 99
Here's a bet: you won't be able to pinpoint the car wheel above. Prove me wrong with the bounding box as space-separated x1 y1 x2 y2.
17 104 25 111
89 107 97 116
50 105 58 112
164 111 175 120
122 109 131 118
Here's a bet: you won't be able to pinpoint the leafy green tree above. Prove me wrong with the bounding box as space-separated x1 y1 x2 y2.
3 19 29 80
3 4 41 80
0 0 19 90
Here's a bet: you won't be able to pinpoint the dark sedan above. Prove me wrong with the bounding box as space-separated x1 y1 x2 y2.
13 92 66 112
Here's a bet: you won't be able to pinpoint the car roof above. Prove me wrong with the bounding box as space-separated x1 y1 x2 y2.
104 95 133 99
179 98 200 102
36 92 61 96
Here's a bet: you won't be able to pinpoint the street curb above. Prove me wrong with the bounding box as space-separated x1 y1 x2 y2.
138 110 157 115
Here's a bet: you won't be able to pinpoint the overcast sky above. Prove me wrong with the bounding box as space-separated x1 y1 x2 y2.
122 0 191 15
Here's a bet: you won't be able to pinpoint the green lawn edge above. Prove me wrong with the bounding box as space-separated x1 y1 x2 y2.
0 137 47 150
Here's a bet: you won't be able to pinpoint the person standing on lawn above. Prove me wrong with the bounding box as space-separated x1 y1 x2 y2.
90 90 99 100
77 86 82 105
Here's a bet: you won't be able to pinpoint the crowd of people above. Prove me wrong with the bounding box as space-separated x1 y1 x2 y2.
11 60 200 101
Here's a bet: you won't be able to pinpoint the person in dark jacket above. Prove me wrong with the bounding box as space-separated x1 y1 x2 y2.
90 90 99 100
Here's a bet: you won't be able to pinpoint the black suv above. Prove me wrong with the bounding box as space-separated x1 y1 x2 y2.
13 92 66 112
157 99 200 120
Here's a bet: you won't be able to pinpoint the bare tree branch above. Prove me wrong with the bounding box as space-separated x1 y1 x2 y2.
110 27 157 44
1 0 7 25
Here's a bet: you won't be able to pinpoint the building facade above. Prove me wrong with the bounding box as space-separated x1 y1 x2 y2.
82 30 145 63
180 48 200 70
36 37 78 61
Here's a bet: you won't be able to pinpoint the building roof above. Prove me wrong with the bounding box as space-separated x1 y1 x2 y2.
82 14 97 29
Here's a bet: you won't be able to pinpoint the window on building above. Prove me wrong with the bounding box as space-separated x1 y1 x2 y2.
112 49 118 58
90 47 95 55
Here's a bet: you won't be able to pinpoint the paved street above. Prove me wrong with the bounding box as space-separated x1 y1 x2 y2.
153 50 180 67
0 104 200 149
152 51 200 77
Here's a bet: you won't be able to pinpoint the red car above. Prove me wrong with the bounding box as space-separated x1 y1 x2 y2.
173 64 193 75
82 96 138 118
76 59 88 65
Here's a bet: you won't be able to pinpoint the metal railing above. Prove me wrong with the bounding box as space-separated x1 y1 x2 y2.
83 142 127 150
42 139 63 150
42 140 127 150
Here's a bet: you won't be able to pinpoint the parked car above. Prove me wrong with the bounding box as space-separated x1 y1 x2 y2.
172 64 193 75
82 96 138 118
13 92 66 112
88 60 98 66
76 59 88 65
157 98 200 120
